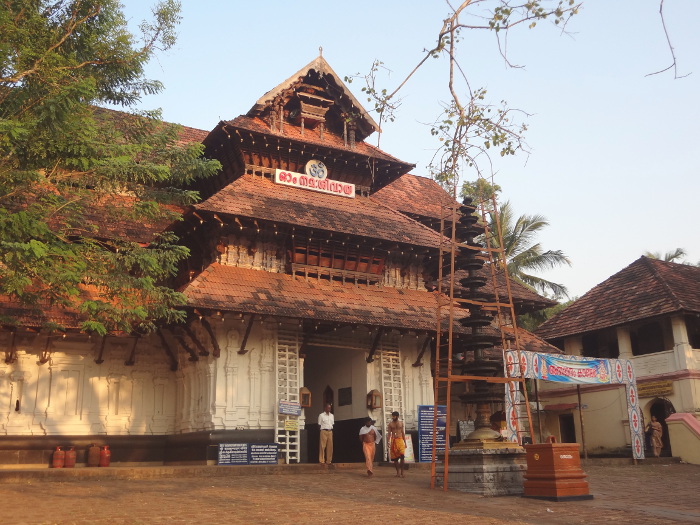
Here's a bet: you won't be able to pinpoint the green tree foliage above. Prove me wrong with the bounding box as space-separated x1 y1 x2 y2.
487 201 571 299
0 0 221 335
518 298 574 332
461 177 502 213
644 248 700 267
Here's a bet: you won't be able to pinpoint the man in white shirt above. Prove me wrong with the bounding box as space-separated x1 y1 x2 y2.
318 403 334 464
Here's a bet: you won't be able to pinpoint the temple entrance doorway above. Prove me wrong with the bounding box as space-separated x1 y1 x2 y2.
302 344 368 463
648 398 675 456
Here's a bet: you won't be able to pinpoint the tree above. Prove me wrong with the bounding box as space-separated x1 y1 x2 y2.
644 248 699 267
347 1 582 195
0 0 221 335
487 201 571 299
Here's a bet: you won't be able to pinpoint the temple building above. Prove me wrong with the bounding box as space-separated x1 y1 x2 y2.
0 56 556 466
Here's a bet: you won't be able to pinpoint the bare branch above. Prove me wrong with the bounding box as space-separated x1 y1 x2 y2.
645 0 691 79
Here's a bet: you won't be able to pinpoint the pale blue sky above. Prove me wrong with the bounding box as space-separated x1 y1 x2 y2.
119 0 700 299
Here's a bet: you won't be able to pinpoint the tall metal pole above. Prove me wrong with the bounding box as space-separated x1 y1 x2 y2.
577 385 587 460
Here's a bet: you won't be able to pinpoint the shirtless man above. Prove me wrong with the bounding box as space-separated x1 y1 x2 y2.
359 418 381 477
387 411 407 478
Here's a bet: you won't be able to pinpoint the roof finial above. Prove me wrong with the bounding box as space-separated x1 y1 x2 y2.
319 46 323 57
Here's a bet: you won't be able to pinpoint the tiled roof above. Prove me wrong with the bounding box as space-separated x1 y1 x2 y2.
195 174 442 248
503 326 562 354
182 263 464 332
176 125 209 145
0 296 86 330
224 116 413 168
535 256 700 340
372 174 457 220
75 196 184 244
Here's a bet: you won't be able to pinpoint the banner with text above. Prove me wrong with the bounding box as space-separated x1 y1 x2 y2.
417 405 447 463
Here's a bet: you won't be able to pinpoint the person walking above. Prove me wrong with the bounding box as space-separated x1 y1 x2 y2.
387 411 407 478
647 415 663 458
318 403 334 464
359 417 381 477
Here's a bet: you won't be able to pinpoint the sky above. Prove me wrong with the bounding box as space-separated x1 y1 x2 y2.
118 0 700 300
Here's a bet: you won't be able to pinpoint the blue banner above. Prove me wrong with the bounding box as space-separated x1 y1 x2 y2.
538 354 612 384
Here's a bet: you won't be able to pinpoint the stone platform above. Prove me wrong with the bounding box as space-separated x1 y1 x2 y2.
436 447 526 496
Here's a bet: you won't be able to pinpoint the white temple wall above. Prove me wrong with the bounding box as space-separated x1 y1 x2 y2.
0 333 176 436
1 320 436 438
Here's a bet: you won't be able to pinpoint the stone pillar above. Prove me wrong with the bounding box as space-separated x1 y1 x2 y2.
671 316 694 370
616 326 634 359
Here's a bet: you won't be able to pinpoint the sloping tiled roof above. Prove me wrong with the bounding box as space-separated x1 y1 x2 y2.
176 125 209 145
0 296 86 330
75 196 185 245
181 263 464 332
224 116 413 168
535 256 700 340
195 174 442 248
502 326 562 354
372 174 457 220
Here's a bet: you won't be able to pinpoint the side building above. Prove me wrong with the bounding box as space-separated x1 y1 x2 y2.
535 256 700 459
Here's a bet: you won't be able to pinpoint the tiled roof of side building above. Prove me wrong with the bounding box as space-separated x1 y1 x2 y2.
372 173 458 220
535 256 700 340
176 125 210 145
195 174 443 248
181 264 470 333
224 116 414 168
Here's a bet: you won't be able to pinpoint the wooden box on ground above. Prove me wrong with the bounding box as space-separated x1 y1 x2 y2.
523 442 593 501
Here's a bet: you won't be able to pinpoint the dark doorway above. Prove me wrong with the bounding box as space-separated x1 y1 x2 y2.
559 413 577 443
649 398 675 456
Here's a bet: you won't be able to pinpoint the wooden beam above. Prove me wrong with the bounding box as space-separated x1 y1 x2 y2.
238 314 256 355
200 317 221 358
183 324 209 356
412 336 432 367
366 328 384 363
170 328 198 362
94 336 107 364
157 328 179 371
39 335 51 364
4 330 17 364
124 336 140 366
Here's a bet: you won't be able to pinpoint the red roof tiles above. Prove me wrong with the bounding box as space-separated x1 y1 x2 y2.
195 174 442 248
535 256 700 340
182 263 456 332
372 173 457 220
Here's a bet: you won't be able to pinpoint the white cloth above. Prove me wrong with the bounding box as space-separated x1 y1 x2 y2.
359 424 382 444
318 411 334 430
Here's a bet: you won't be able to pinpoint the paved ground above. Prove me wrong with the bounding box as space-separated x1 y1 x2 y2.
0 462 698 524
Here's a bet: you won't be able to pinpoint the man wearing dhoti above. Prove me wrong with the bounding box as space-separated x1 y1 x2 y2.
359 417 382 477
387 411 407 478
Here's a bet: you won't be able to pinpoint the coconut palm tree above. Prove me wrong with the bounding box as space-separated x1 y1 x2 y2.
644 248 686 263
487 201 571 299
